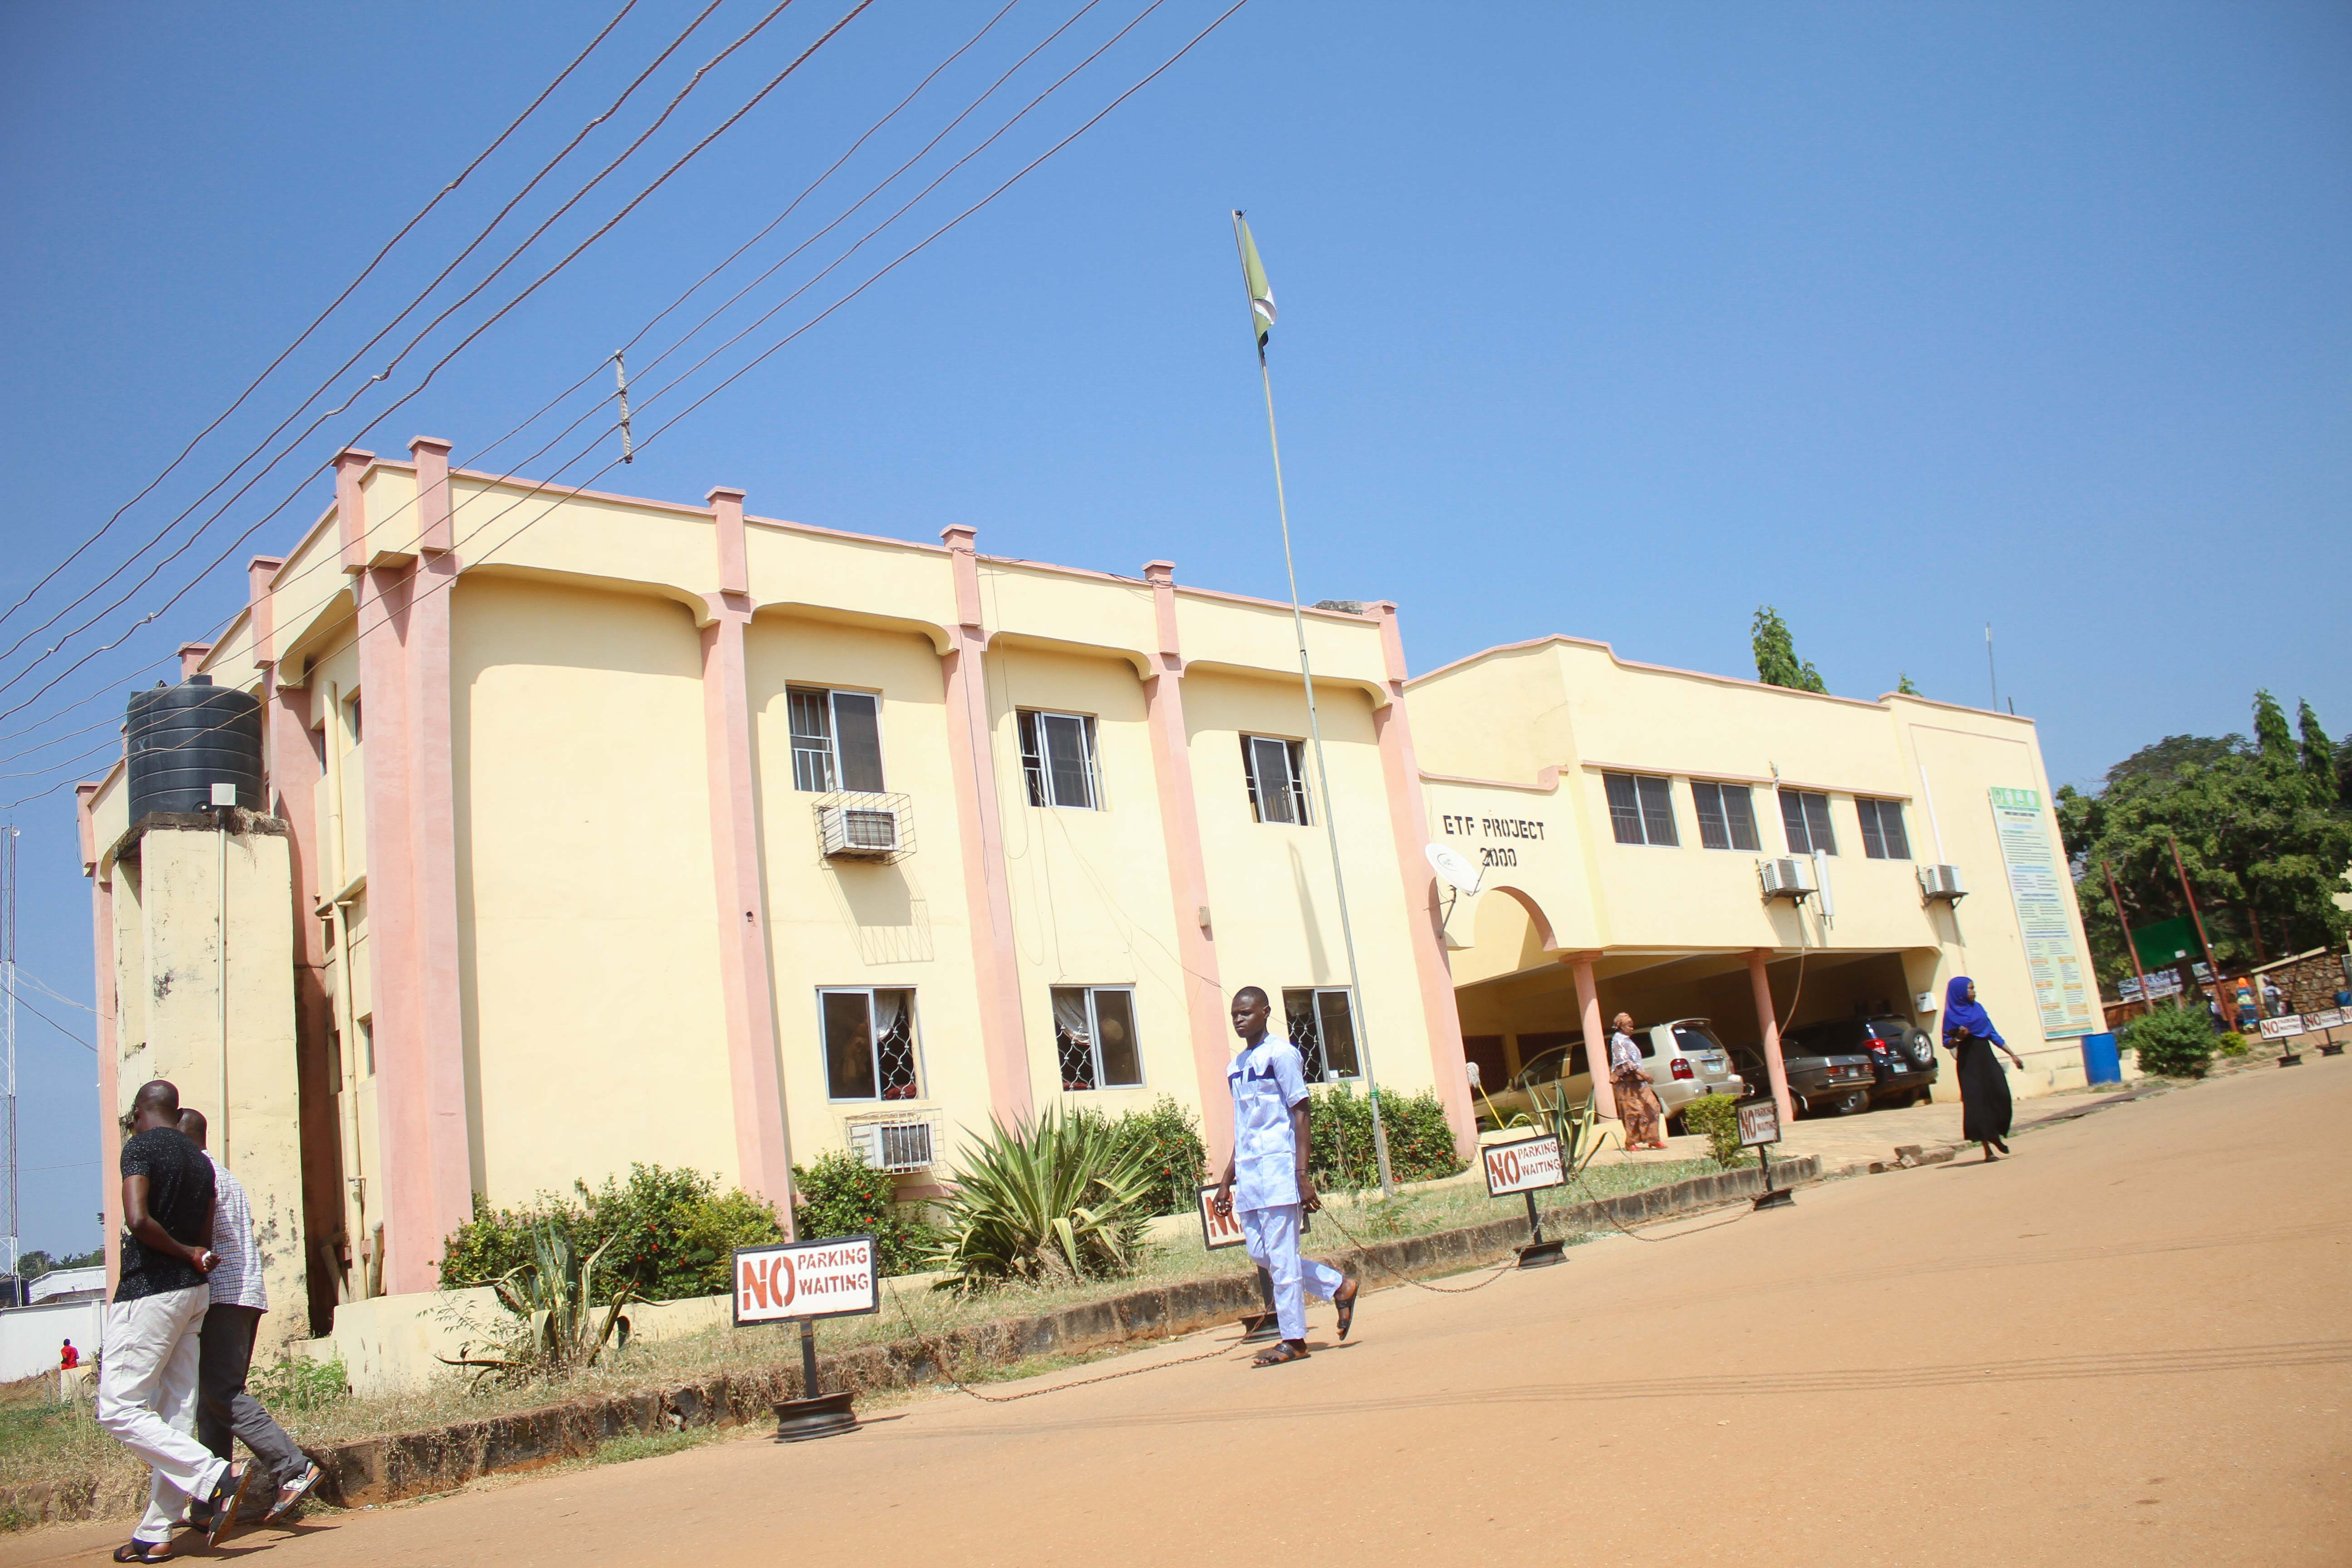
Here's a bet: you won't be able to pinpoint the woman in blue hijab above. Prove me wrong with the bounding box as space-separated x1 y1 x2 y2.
1943 976 2025 1160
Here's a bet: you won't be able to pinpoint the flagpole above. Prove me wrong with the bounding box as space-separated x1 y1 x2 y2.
1232 210 1396 1200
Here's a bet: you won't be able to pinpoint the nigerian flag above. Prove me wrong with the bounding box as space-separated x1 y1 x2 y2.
1234 211 1276 357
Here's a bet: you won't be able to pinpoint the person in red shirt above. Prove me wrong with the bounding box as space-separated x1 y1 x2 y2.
60 1340 79 1370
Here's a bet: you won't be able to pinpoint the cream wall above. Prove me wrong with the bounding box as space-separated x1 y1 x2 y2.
1184 670 1440 1097
985 645 1193 1113
745 613 988 1175
451 576 738 1204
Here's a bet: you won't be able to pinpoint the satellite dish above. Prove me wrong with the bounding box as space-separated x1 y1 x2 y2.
1425 842 1482 896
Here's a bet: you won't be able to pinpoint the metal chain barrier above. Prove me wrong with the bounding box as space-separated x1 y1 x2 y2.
886 1289 1241 1404
1311 1203 1516 1294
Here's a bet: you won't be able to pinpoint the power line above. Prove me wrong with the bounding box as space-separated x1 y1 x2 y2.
0 0 1250 804
0 0 649 642
0 0 871 726
0 0 760 691
0 0 1083 754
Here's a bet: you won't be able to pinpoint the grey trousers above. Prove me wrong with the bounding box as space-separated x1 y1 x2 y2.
196 1305 307 1487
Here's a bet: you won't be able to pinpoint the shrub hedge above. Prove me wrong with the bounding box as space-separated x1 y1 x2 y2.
2125 1006 2219 1078
1307 1083 1465 1192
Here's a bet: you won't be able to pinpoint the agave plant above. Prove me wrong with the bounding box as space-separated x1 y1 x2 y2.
442 1221 637 1382
930 1108 1158 1290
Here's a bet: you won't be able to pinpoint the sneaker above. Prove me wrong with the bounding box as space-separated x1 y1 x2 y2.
264 1460 323 1524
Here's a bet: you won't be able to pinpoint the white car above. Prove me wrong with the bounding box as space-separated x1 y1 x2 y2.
1475 1017 1747 1132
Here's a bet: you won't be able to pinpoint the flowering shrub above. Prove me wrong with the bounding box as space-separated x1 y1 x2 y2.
440 1165 784 1300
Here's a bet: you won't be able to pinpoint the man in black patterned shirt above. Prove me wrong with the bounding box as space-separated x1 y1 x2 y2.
94 1080 254 1560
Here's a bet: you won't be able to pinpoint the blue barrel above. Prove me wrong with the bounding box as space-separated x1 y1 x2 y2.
2080 1032 2122 1085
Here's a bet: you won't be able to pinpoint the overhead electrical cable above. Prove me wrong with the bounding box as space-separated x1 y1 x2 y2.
0 0 1251 801
0 0 715 666
0 0 876 727
0 0 647 640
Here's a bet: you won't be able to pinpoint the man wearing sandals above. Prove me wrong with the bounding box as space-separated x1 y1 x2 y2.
1211 987 1360 1368
95 1081 255 1561
178 1108 324 1534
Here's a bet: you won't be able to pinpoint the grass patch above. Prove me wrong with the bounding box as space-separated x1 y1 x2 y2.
588 1426 720 1467
1 1156 1725 1527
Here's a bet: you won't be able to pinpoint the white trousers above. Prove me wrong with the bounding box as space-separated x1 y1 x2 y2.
96 1283 226 1544
1240 1204 1348 1342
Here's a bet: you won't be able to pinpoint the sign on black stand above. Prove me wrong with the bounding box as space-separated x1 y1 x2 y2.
1738 1098 1793 1210
732 1234 880 1441
1480 1133 1568 1267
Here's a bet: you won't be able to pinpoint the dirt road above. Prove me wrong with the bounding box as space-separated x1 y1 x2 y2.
15 1061 2349 1567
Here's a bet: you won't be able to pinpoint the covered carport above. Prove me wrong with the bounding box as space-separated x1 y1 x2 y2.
1449 884 1947 1130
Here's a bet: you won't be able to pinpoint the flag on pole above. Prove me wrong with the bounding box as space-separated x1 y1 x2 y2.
1234 211 1276 358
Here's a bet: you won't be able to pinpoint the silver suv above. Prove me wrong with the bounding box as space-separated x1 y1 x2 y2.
1475 1017 1747 1132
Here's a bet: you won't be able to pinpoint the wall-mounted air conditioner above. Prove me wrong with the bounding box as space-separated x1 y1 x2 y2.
1919 864 1967 902
1758 857 1816 901
815 791 914 863
848 1119 934 1173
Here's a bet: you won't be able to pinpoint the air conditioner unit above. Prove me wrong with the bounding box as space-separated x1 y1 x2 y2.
1919 864 1967 902
848 1120 934 1173
1758 857 1816 901
818 803 902 858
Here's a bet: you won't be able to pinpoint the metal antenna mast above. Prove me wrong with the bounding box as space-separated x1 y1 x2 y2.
3 824 18 1280
614 351 635 465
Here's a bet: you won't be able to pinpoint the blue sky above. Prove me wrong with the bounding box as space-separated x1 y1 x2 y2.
1 1 2345 1253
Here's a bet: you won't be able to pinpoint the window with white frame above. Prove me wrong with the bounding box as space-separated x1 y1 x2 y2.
1241 735 1313 825
1779 789 1838 856
1603 772 1679 846
1690 780 1762 852
787 687 885 794
1282 988 1361 1081
1855 797 1912 860
1050 986 1143 1091
1019 710 1101 810
818 987 921 1102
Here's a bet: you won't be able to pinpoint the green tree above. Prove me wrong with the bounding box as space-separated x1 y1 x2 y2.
2061 703 2352 987
2297 699 2337 804
1751 606 1826 694
2254 689 2296 763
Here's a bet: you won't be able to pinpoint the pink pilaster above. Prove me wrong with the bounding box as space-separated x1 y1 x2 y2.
176 643 212 679
1138 563 1231 1156
410 437 455 553
1747 949 1796 1126
349 450 471 1294
334 449 374 573
696 485 795 1211
1369 603 1474 1154
78 783 121 1293
938 525 1032 1124
1568 954 1618 1122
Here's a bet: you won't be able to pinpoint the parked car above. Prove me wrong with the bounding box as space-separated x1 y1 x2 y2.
1784 1016 1939 1109
1727 1036 1877 1117
1475 1018 1746 1132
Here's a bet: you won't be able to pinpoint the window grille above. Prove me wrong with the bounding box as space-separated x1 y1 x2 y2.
1282 987 1361 1081
1018 710 1102 809
1691 781 1762 851
1779 789 1838 856
1050 986 1143 1091
788 687 884 794
1604 772 1679 846
1856 798 1911 860
819 987 922 1102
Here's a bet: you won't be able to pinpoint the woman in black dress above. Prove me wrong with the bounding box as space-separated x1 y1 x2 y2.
1942 975 2025 1160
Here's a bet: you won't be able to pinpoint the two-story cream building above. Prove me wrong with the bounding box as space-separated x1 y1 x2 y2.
76 442 2102 1341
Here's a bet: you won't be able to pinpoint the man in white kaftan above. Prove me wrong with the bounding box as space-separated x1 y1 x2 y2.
1212 986 1359 1366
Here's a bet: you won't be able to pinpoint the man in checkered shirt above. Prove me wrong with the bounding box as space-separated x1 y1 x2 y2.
178 1110 322 1529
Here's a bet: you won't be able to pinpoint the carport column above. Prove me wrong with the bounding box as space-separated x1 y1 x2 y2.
1747 949 1796 1126
1567 954 1617 1122
1369 602 1475 1156
77 783 121 1294
697 487 795 1214
938 525 1033 1124
1139 563 1233 1157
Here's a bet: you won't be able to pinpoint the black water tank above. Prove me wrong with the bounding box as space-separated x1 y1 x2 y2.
127 676 263 819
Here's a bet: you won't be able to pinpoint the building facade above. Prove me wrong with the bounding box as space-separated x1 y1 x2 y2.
78 444 1470 1325
76 447 2105 1338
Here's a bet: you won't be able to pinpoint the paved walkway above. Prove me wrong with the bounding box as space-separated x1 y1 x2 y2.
13 1050 2347 1566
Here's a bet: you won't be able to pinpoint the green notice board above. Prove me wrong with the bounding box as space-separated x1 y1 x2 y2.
2131 916 2200 970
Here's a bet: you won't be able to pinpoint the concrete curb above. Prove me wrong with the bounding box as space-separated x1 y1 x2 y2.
0 1158 1822 1526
